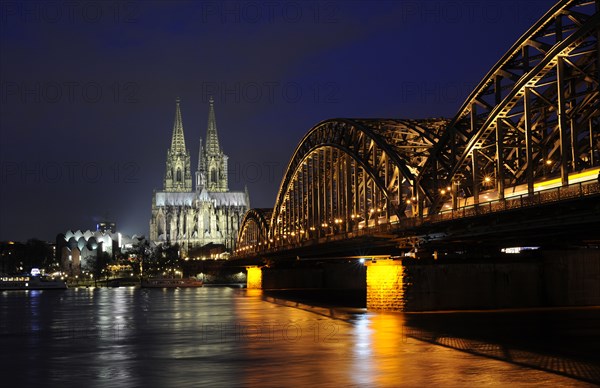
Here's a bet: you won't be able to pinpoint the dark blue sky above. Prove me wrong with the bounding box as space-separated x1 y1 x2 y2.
0 0 556 241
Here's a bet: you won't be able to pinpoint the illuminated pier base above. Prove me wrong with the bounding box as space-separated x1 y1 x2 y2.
366 260 405 311
246 266 262 289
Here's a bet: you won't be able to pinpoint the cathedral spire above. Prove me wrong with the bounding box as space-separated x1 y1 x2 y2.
170 97 187 154
203 97 228 192
196 137 206 191
164 97 192 192
205 96 221 156
197 137 205 171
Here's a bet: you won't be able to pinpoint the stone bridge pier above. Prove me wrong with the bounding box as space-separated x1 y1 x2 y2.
246 249 600 312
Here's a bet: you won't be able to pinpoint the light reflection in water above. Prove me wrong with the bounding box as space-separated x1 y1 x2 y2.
26 290 42 352
0 287 594 387
366 313 406 387
352 313 374 385
27 290 42 332
94 287 135 385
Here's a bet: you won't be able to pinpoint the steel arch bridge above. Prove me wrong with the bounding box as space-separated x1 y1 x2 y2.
237 208 272 255
235 0 600 255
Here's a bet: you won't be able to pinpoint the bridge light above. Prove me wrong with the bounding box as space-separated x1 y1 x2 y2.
441 189 446 195
411 197 416 201
447 186 451 191
484 176 492 183
406 199 412 204
369 209 375 214
546 159 553 165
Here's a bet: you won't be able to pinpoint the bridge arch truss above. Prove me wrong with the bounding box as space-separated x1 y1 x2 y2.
236 208 272 254
267 119 444 247
235 0 599 255
420 0 600 214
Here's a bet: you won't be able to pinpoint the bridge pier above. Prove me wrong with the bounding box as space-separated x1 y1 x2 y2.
246 266 262 289
242 249 600 312
366 259 405 311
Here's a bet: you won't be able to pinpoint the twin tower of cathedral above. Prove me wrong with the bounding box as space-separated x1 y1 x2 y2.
150 98 249 255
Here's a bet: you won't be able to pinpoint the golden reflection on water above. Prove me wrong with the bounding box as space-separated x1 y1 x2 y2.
232 291 592 387
233 290 410 387
245 289 263 298
367 313 406 386
235 290 343 386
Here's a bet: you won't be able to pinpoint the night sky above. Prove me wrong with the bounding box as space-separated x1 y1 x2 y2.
0 0 557 242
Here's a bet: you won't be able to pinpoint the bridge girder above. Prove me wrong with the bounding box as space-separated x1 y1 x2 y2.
235 0 600 257
420 0 600 214
237 208 272 254
267 119 444 248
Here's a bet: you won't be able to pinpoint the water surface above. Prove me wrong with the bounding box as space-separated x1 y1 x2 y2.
0 287 593 387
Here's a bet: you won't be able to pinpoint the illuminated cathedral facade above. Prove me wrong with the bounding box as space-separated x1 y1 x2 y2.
149 97 249 254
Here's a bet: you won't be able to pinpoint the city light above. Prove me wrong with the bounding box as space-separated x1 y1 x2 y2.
501 247 539 254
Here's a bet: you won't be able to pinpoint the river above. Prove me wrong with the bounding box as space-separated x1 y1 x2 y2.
0 287 597 387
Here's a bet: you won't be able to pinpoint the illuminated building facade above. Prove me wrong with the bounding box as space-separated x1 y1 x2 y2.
149 98 249 254
55 229 143 275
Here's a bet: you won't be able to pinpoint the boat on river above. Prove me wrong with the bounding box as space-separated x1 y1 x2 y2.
0 275 68 290
141 277 203 288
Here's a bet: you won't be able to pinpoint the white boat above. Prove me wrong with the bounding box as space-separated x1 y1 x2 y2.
141 277 203 288
0 275 68 290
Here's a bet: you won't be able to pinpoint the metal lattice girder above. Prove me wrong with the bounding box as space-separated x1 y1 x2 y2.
267 119 444 247
237 208 272 252
421 0 600 214
235 0 600 256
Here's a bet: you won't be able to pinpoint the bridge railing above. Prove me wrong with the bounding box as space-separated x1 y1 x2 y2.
434 180 599 222
235 180 599 257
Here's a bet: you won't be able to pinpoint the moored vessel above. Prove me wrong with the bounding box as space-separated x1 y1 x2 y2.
0 275 68 290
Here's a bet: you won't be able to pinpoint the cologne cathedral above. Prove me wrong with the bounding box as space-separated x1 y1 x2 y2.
149 97 249 255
